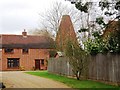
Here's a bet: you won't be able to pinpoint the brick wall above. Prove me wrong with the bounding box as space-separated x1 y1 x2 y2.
1 48 50 71
0 50 2 71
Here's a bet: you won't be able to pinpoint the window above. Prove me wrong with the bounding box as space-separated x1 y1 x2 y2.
7 58 19 68
41 59 44 65
22 48 28 54
5 48 14 53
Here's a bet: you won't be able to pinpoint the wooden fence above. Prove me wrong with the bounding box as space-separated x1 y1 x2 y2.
48 53 120 83
48 57 73 76
89 53 120 83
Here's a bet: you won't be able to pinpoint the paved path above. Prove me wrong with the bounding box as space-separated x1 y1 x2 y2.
0 71 70 88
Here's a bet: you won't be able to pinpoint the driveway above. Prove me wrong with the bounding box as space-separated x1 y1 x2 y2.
0 71 70 88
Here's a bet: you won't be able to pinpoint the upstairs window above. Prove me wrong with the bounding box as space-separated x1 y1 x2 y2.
5 48 14 53
22 48 29 54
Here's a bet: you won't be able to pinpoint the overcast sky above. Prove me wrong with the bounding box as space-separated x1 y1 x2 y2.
0 0 100 35
0 0 71 34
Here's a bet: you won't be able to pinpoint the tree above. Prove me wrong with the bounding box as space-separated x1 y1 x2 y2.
28 28 54 39
66 0 101 48
67 0 120 53
84 31 109 55
29 29 54 43
28 28 56 52
73 1 98 37
99 0 120 20
105 21 120 53
39 1 81 37
98 0 120 53
65 39 88 80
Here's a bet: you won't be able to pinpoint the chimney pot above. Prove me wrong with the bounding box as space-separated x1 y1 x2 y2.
22 29 27 36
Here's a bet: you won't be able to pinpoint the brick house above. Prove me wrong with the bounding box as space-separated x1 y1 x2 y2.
0 30 53 71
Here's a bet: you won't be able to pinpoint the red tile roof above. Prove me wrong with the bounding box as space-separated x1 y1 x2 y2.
0 34 54 49
56 15 78 51
103 21 119 38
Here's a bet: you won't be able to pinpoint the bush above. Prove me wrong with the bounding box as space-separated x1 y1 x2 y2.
49 50 57 57
19 66 25 71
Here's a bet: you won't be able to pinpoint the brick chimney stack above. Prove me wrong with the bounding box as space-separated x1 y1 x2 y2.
22 29 27 36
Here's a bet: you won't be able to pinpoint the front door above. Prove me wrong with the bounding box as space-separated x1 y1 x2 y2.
35 60 40 70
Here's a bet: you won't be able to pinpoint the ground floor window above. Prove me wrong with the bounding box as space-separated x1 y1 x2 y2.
7 58 19 68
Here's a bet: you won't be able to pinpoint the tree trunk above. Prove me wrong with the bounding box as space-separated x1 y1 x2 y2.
76 76 80 80
75 71 81 80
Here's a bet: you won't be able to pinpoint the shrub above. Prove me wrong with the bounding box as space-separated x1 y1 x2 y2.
19 66 25 71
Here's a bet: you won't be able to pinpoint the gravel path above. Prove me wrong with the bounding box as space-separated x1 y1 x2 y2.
0 71 70 88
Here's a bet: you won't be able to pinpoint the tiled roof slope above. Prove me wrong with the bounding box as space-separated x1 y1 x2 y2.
56 15 78 51
0 34 54 49
102 20 120 40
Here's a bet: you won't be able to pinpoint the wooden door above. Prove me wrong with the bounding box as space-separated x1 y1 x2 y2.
35 60 40 70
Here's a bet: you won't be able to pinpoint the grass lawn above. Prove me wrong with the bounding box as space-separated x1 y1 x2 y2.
25 71 119 89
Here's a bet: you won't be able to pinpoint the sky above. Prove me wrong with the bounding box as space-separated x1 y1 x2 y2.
0 0 101 35
0 0 70 34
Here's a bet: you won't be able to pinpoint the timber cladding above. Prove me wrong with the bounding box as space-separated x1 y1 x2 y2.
48 53 120 85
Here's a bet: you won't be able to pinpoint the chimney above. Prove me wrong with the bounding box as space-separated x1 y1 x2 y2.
22 29 27 37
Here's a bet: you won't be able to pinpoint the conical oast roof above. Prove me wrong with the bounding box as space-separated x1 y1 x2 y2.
56 15 78 51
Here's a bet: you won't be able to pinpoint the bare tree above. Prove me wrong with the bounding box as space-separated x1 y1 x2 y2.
28 28 54 39
39 1 81 37
29 28 56 52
